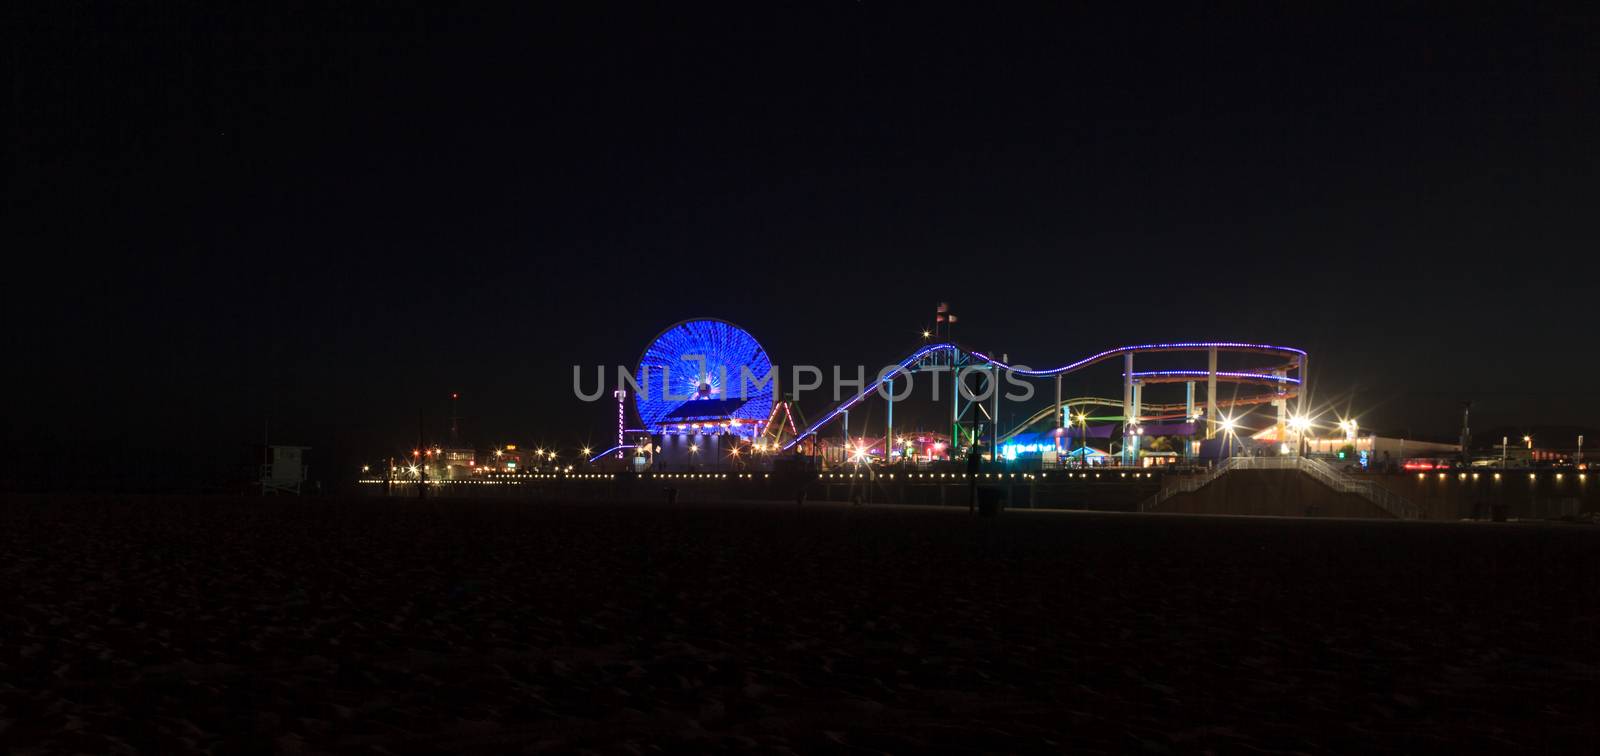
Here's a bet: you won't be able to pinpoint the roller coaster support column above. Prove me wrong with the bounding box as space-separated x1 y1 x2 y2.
951 364 961 453
1186 381 1196 461
1132 379 1143 424
842 410 849 459
1055 375 1064 454
885 377 894 463
1131 378 1143 464
991 365 1000 459
1206 346 1219 439
1296 354 1308 419
1274 368 1287 451
1122 353 1134 465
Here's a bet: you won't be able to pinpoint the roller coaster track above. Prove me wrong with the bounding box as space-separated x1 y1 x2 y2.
781 341 1306 451
995 391 1295 445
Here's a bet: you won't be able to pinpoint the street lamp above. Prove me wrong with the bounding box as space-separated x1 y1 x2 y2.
1288 414 1311 456
1336 418 1359 459
1220 416 1239 459
1074 412 1089 467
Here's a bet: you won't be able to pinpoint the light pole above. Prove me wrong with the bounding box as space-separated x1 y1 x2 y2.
1075 412 1089 468
1220 416 1239 460
1188 409 1203 464
1338 418 1359 462
1289 414 1311 457
1134 423 1145 468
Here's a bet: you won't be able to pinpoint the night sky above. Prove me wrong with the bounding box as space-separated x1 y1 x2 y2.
6 4 1597 489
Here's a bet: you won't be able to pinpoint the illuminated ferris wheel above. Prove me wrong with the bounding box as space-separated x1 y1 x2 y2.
635 318 774 434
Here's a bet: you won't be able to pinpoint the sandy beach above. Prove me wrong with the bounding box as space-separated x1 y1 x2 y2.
2 496 1596 753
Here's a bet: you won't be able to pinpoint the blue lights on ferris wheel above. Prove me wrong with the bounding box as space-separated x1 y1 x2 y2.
635 318 774 434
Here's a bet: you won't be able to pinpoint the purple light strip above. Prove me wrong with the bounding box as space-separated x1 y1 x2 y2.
968 341 1306 377
588 444 632 463
782 343 954 450
1129 370 1301 384
781 341 1307 450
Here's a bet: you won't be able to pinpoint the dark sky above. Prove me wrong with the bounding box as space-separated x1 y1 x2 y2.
5 3 1598 487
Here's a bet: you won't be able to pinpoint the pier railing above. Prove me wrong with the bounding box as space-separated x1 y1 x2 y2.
1141 456 1421 519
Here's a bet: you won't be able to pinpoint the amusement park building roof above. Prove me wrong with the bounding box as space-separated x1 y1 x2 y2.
659 397 751 424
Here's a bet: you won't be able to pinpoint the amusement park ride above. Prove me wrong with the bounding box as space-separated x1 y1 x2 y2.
592 316 1308 468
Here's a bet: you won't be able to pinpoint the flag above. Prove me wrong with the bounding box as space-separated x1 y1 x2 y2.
936 302 949 313
947 315 958 323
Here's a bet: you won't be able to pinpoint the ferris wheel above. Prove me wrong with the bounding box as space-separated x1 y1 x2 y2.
634 318 774 434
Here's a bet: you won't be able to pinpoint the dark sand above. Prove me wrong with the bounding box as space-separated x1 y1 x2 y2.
2 496 1596 753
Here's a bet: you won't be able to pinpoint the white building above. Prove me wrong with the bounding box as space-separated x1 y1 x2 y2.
261 445 310 494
